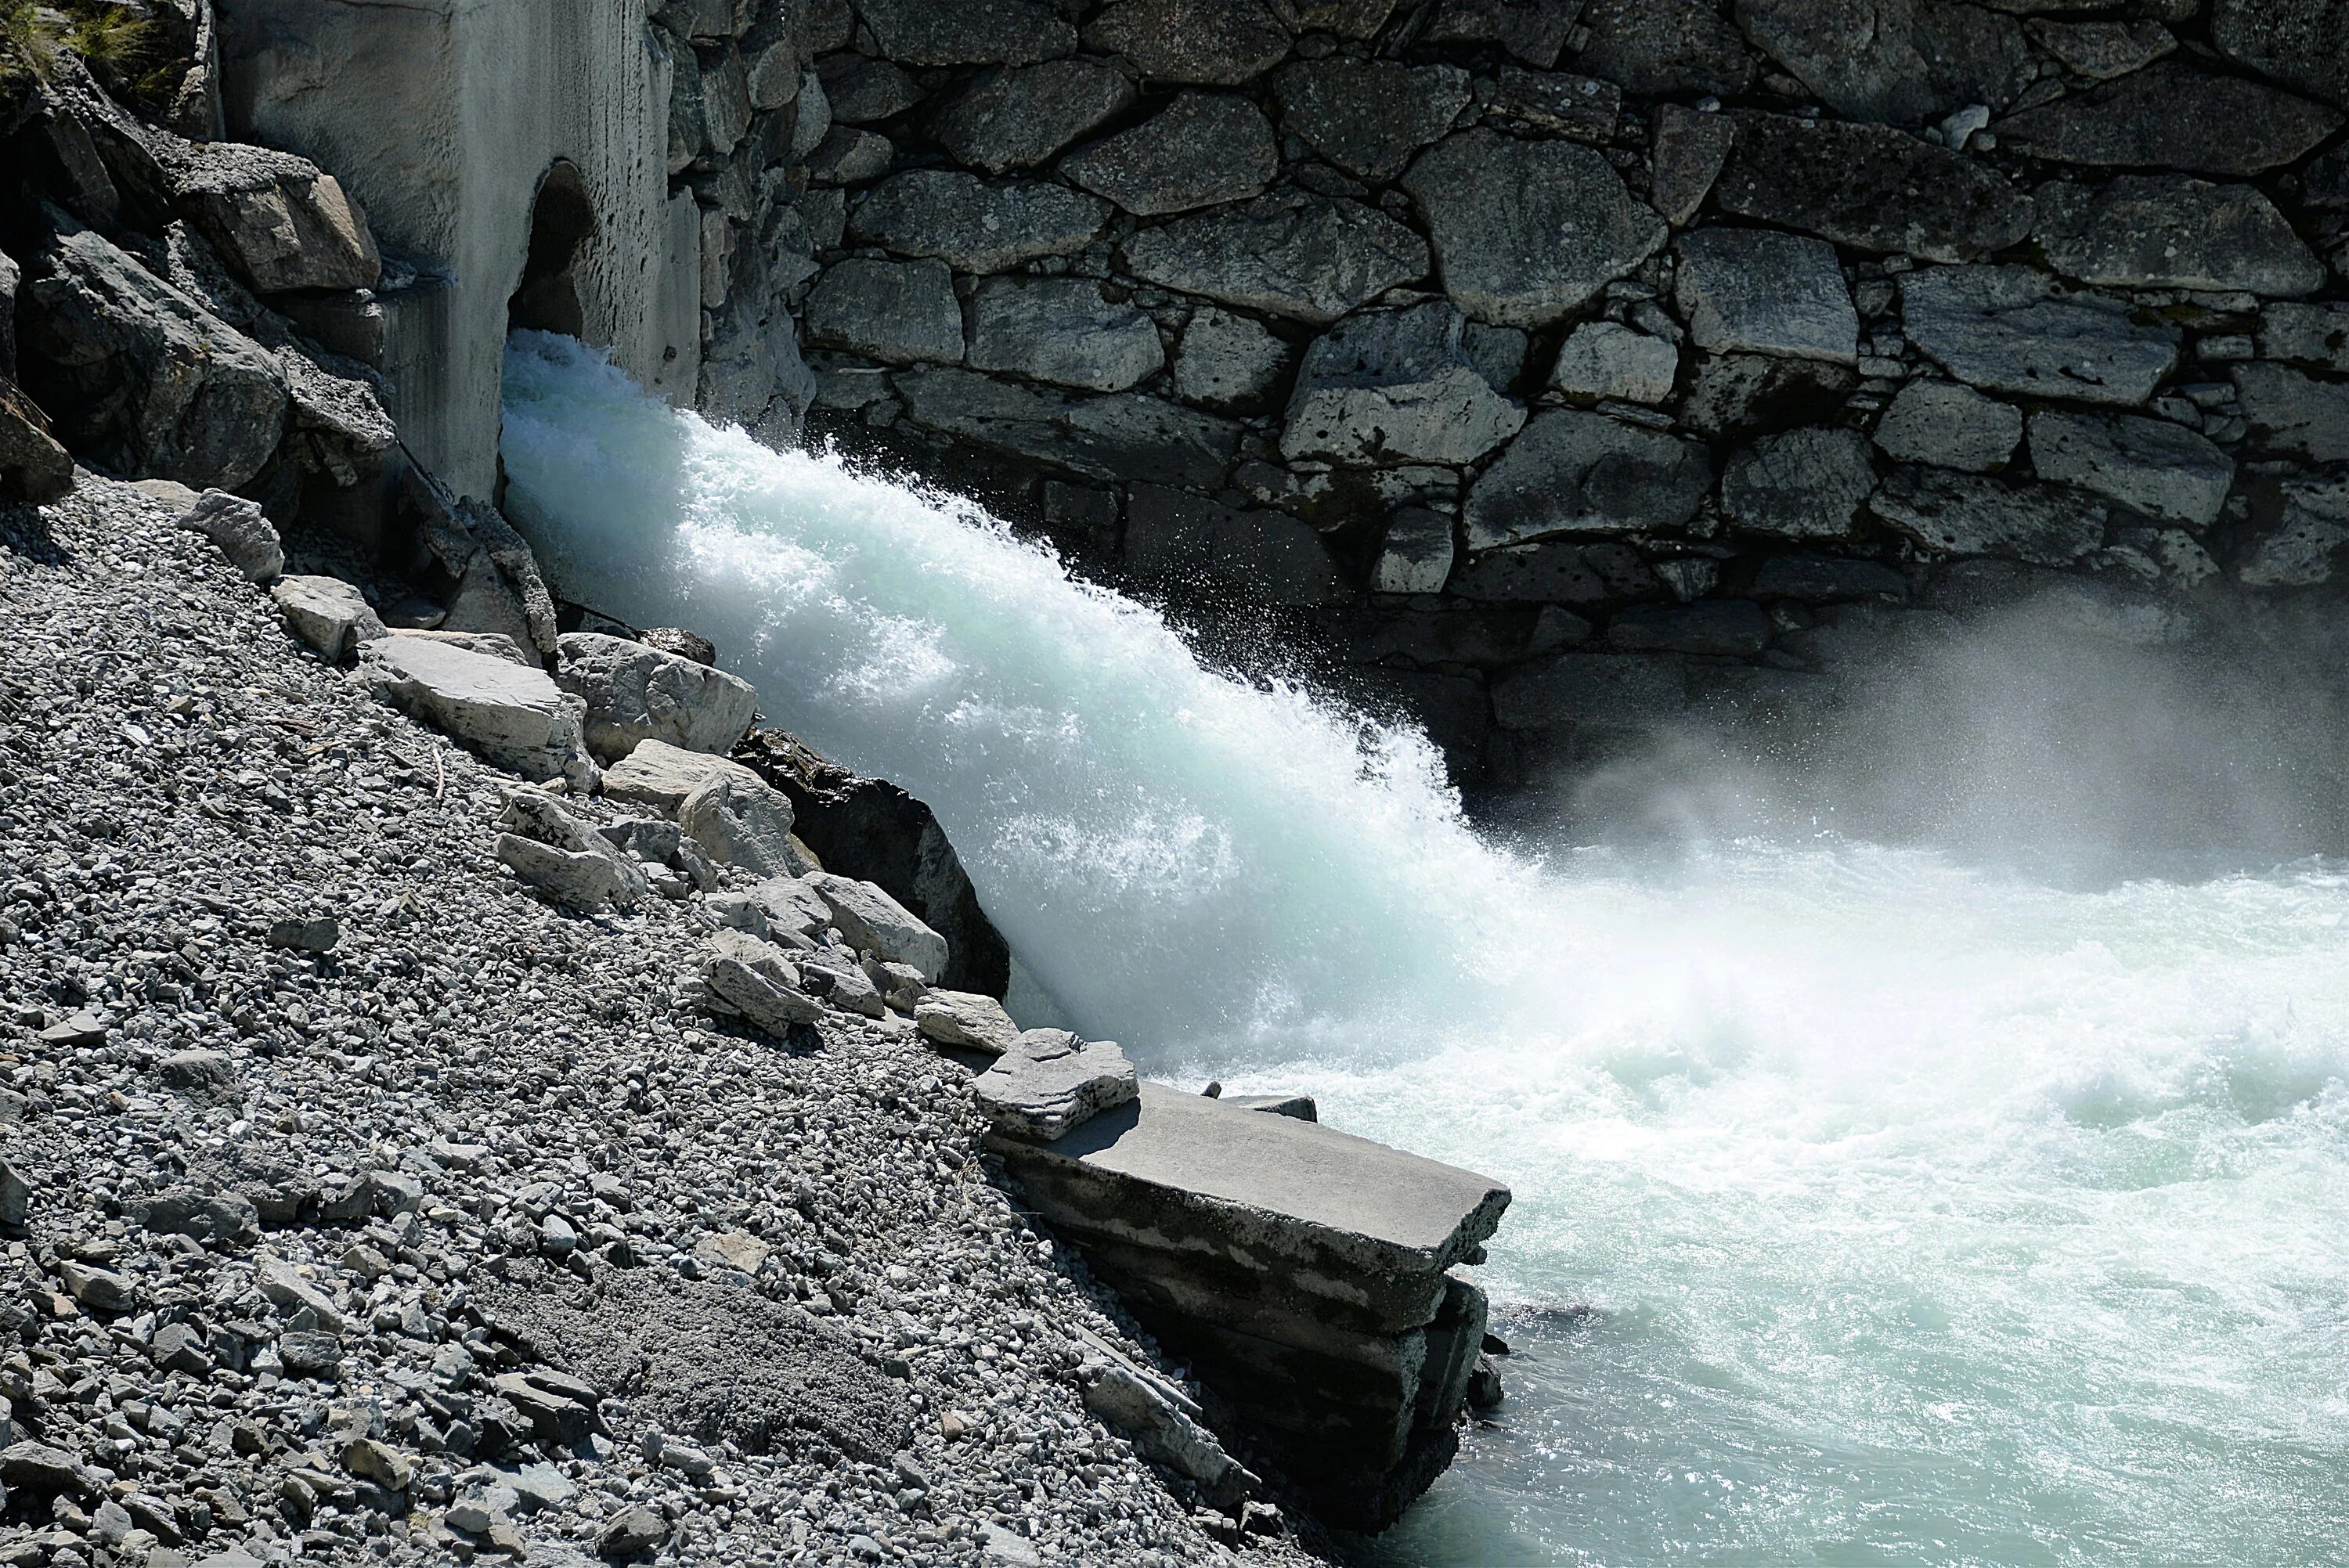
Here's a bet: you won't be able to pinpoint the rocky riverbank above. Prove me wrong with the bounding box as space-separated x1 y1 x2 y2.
0 479 1348 1566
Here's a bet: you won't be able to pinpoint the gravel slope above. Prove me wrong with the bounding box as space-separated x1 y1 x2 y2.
0 480 1321 1568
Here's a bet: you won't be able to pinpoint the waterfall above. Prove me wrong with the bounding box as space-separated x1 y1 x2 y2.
500 333 2349 1567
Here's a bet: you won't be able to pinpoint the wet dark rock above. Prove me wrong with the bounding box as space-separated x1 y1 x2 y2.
1121 189 1427 324
1084 0 1290 85
2210 0 2349 110
1607 600 1770 656
1449 540 1662 605
1869 467 2109 565
2024 17 2174 81
1752 555 1911 603
854 0 1074 67
1721 427 1879 541
1577 0 1755 98
1735 0 2033 124
2230 363 2349 464
1647 105 1736 227
849 169 1110 273
1272 59 1474 183
896 367 1245 486
1464 409 1711 550
1714 113 2031 263
1990 61 2340 178
1900 265 2180 408
803 258 963 365
2032 176 2324 298
2026 409 2234 529
1123 484 1345 604
1423 0 1579 67
932 59 1136 175
1060 92 1278 216
1491 651 1687 729
967 276 1164 392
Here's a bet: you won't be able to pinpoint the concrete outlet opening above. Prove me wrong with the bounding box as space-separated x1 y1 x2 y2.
508 160 596 340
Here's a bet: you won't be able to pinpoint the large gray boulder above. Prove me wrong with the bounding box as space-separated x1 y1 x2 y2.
1549 321 1679 404
1060 92 1276 216
966 277 1165 393
1270 59 1472 182
2033 178 2324 298
1578 0 1755 97
552 632 760 762
915 989 1023 1054
1990 61 2340 177
271 574 385 659
933 60 1135 174
1279 301 1523 467
601 739 765 813
679 773 808 878
494 791 649 914
2231 363 2349 464
1169 308 1293 412
356 633 596 788
1900 266 2179 407
808 871 950 983
1084 0 1290 85
1734 0 2030 125
972 1030 1138 1141
2210 0 2349 111
848 171 1110 273
2236 477 2349 588
1719 427 1878 540
161 142 381 294
20 220 287 491
1872 380 2020 474
2260 305 2349 374
0 381 74 504
2026 411 2234 528
803 258 964 365
1400 129 1666 327
176 488 282 581
1869 469 2108 566
698 928 826 1030
1463 409 1711 550
1673 229 1856 366
1713 114 2030 263
1120 190 1427 325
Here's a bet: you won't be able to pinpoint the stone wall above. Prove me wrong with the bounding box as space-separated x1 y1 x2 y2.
781 0 2349 788
213 0 819 499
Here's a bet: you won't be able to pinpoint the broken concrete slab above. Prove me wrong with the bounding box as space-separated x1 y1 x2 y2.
974 1029 1138 1141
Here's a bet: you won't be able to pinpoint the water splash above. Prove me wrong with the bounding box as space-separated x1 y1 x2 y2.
500 333 2349 1566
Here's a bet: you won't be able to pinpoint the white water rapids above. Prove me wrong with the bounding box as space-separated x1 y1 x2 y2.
500 335 2349 1566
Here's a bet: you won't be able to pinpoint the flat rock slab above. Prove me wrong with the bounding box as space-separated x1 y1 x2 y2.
1990 59 2339 178
976 1029 1137 1140
1713 114 2029 263
1900 265 2178 407
601 738 763 813
998 1082 1508 1332
357 633 592 785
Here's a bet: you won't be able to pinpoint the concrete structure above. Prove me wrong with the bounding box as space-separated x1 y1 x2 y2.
214 0 702 498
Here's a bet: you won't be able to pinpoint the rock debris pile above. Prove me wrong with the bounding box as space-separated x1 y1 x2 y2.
0 481 1333 1566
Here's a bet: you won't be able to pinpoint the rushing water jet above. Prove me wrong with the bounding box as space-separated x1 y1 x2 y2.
500 333 2349 1566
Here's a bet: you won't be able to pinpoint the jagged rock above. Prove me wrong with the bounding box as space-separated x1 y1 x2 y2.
1401 130 1665 328
1872 380 2020 474
804 258 963 365
1577 0 1752 96
60 1258 135 1311
1280 301 1524 466
1123 483 1344 604
599 1505 670 1559
1900 266 2179 408
2026 411 2233 528
680 773 808 878
493 1368 601 1447
356 633 597 788
276 337 399 487
700 928 827 1029
1423 0 1577 67
173 488 282 581
1607 600 1770 656
155 1047 240 1096
269 575 384 660
266 915 341 953
2237 477 2349 588
741 877 830 939
1463 409 1710 550
1735 0 2031 124
552 632 760 762
1449 539 1659 604
1714 113 2030 264
1120 189 1427 324
855 0 1074 66
1990 61 2340 177
1169 308 1292 412
0 1157 29 1233
1084 0 1290 85
809 122 893 185
20 218 287 490
1 1441 96 1498
1491 650 1686 728
1869 468 2108 566
2026 18 2174 81
915 989 1023 1054
1081 1358 1250 1500
1673 229 1857 366
1475 66 1618 142
967 277 1165 393
1270 59 1472 182
0 380 74 504
2033 178 2323 298
496 791 650 913
819 56 922 124
1647 104 1735 227
2208 0 2349 111
132 1187 260 1243
602 738 766 813
933 60 1136 174
1720 427 1878 540
974 1029 1138 1141
897 369 1243 488
0 246 17 380
161 142 380 294
808 871 950 982
850 171 1110 273
1061 92 1276 216
1549 321 1679 405
2231 363 2349 464
1373 506 1456 593
2261 305 2349 373
1752 554 1910 603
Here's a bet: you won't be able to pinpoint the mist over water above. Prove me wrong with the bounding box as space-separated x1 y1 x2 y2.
500 335 2349 1567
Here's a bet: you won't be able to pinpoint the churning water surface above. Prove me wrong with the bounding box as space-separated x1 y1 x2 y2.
500 334 2349 1567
